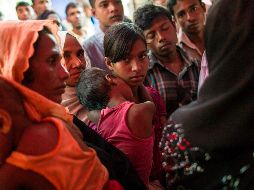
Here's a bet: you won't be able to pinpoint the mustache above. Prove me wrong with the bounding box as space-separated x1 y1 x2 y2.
159 41 174 48
109 15 122 20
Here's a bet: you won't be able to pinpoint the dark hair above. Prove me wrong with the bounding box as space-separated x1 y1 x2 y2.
37 10 66 30
123 15 132 23
16 1 30 10
89 0 95 8
37 10 60 20
104 22 146 63
22 28 52 85
77 68 111 111
134 4 172 31
167 0 202 16
65 2 79 16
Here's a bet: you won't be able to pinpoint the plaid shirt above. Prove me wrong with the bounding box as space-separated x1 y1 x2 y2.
145 46 200 118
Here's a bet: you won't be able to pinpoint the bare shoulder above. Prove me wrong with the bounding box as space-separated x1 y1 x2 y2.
127 101 155 138
129 101 155 117
17 121 59 156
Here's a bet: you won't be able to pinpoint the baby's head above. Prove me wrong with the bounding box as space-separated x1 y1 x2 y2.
77 68 111 111
77 67 133 111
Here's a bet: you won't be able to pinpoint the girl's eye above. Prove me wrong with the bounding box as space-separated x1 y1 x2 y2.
63 52 71 60
139 51 148 60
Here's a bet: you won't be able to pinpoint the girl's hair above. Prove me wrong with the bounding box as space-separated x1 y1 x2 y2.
104 22 146 63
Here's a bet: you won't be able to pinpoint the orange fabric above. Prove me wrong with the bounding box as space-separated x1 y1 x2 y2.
6 117 109 190
2 77 72 124
0 21 72 124
0 20 60 83
0 21 122 190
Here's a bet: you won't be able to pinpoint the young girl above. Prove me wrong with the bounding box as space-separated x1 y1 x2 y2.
58 31 147 190
77 67 155 186
103 23 167 186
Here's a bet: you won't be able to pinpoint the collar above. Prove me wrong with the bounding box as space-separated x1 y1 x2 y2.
177 28 202 56
148 46 199 70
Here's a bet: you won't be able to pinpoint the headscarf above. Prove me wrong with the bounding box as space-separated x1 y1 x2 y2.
0 20 72 124
58 31 92 124
58 31 91 69
171 0 254 151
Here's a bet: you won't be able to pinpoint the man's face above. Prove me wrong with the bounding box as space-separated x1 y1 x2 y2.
63 34 87 87
16 5 33 20
92 0 124 31
144 16 177 58
32 0 51 16
173 0 205 36
47 13 63 31
67 6 83 29
26 32 69 103
153 0 168 7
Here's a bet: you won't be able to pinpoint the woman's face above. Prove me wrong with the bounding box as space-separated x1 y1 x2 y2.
106 39 149 88
63 34 86 87
25 32 69 103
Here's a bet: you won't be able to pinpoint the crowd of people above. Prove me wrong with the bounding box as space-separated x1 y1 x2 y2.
0 0 253 189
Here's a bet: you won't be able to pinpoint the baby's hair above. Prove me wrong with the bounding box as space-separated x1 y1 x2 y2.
77 68 111 111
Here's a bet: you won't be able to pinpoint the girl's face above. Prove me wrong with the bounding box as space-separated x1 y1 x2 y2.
106 39 149 88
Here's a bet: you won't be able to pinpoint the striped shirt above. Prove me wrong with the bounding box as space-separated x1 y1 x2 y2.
145 46 200 118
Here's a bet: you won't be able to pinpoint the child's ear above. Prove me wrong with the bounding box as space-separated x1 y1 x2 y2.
105 57 114 71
